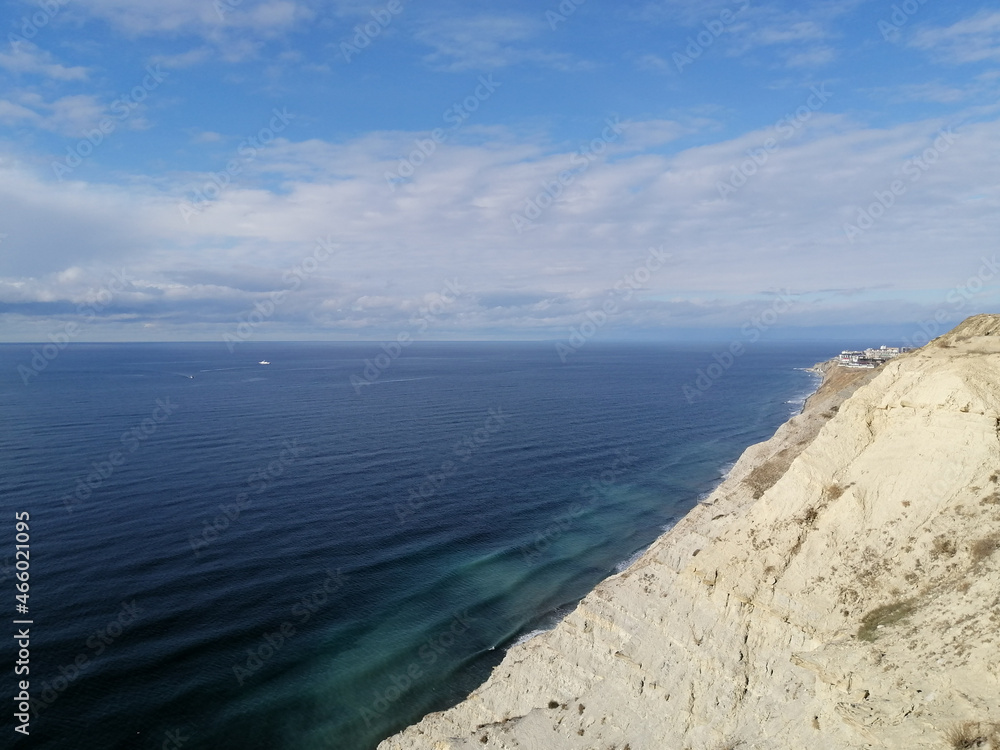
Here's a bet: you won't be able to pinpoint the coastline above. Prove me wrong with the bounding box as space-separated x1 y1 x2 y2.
382 317 1000 749
508 358 853 653
380 357 880 749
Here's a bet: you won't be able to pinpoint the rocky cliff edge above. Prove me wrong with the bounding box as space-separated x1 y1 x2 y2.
380 315 1000 750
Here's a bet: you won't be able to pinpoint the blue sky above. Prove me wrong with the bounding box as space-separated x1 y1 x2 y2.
1 0 999 342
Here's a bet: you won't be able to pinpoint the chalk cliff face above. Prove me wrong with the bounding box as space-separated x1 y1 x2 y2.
380 315 1000 750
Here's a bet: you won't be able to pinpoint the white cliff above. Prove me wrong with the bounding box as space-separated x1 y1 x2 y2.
380 315 1000 750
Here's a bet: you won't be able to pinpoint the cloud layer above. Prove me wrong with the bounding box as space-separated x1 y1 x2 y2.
1 0 998 341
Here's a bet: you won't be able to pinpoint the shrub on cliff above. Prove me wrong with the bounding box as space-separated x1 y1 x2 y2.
857 599 916 642
945 720 1000 749
970 536 999 564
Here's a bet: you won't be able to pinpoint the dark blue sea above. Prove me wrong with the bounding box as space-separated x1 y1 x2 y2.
0 341 843 749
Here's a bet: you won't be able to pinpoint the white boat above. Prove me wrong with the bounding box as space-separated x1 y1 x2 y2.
258 360 270 365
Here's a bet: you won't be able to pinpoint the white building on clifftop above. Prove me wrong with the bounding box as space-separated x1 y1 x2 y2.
839 345 909 368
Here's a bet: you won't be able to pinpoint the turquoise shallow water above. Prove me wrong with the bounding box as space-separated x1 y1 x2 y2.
0 341 842 749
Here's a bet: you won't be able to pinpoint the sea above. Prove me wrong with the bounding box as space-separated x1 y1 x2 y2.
0 340 847 749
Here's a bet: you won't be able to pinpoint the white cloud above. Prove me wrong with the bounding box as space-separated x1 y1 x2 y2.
783 45 836 67
415 14 588 72
245 1 307 28
0 92 108 136
0 99 41 126
910 10 1000 64
2 111 999 339
192 130 225 143
43 94 109 136
150 47 214 69
634 53 674 74
0 43 89 81
47 0 317 67
726 8 839 62
744 20 827 46
870 80 992 104
71 0 315 36
636 3 843 71
629 0 737 26
611 119 703 152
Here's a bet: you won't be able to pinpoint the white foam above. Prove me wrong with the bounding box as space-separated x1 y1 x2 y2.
614 546 648 573
511 628 548 647
508 603 576 649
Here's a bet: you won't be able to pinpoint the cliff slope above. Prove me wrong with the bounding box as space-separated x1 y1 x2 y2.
380 315 1000 750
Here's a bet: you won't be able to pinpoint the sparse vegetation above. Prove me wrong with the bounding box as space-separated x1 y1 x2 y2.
945 720 1000 749
932 537 957 559
971 536 999 564
824 483 845 501
857 599 916 642
547 700 559 709
743 446 802 499
744 459 785 499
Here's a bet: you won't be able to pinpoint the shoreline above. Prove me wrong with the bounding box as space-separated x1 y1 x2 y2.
380 356 881 748
507 358 846 652
383 316 1000 749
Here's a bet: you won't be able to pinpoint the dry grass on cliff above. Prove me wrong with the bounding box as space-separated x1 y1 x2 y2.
696 740 743 750
971 536 999 564
824 482 846 501
857 599 917 642
808 363 877 405
743 448 798 499
945 720 1000 749
932 536 958 559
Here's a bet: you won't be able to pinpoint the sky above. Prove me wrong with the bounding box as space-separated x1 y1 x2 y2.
1 0 999 343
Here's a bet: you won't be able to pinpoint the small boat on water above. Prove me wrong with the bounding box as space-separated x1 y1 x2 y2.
258 360 270 365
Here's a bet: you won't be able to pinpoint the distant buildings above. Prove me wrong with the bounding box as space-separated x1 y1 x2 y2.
839 345 910 368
